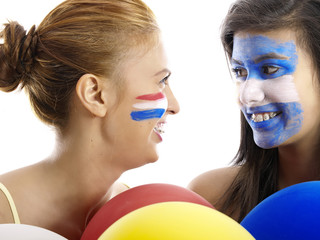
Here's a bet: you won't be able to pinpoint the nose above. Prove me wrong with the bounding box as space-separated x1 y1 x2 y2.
239 79 265 107
165 87 180 115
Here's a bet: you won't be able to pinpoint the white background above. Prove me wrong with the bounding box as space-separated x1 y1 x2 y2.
0 0 239 187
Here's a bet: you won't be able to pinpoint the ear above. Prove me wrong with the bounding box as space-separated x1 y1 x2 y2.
75 74 108 117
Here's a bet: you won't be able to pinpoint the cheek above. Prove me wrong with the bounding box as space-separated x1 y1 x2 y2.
262 75 300 103
130 109 165 121
236 83 243 106
130 92 167 121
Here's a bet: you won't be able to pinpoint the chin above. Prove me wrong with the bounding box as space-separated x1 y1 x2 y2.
254 139 278 149
145 149 160 164
125 152 159 171
253 131 300 149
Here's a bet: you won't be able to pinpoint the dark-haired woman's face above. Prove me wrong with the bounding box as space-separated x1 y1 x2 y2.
231 30 320 149
102 41 179 169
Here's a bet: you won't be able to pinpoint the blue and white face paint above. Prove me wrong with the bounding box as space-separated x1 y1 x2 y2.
231 33 303 149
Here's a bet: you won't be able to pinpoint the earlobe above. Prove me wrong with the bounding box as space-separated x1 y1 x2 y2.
75 74 108 117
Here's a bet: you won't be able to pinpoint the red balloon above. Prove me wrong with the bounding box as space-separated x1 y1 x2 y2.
81 183 214 240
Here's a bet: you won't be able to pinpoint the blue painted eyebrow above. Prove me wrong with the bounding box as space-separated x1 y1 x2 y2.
231 35 299 79
231 58 243 65
231 52 289 66
232 35 298 74
253 52 289 63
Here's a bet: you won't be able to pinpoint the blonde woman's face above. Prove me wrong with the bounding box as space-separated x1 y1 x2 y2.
103 41 180 169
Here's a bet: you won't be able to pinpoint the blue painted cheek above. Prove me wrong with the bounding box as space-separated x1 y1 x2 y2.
245 102 304 149
130 109 165 121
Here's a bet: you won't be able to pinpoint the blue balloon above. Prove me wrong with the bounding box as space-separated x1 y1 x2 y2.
241 181 320 240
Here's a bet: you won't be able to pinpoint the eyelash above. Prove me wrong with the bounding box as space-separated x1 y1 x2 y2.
231 65 281 80
160 74 170 85
231 67 247 79
262 65 280 74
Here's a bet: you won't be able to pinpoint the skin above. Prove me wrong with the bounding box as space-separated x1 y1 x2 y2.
0 40 179 239
188 29 320 220
232 34 302 149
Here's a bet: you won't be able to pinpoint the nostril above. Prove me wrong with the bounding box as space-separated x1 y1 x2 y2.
169 109 177 115
167 97 180 115
167 106 179 115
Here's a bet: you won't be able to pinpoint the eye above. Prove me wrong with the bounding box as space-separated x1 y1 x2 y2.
262 65 280 75
232 67 248 80
159 74 170 86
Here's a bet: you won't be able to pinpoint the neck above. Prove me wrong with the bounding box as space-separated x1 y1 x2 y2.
41 132 125 235
278 139 320 189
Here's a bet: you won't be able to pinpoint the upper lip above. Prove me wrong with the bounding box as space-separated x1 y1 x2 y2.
157 117 167 124
156 121 166 127
249 111 281 116
155 119 167 127
244 106 281 115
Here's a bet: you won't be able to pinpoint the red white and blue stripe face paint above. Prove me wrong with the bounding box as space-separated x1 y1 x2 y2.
231 34 303 149
130 92 168 121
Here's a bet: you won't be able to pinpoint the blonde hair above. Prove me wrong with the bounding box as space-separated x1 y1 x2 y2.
0 0 159 129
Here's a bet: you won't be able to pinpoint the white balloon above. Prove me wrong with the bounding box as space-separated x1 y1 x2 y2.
0 224 67 240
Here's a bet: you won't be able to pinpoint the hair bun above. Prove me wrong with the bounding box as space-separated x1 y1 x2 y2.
0 22 38 92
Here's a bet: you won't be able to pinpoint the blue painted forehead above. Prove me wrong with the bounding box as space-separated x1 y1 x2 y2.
232 34 297 61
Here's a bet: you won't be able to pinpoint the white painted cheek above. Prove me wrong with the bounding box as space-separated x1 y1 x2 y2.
262 75 300 103
132 97 168 110
238 79 265 107
162 96 168 111
238 75 300 108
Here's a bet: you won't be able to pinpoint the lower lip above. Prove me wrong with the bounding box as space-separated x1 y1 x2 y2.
153 129 163 141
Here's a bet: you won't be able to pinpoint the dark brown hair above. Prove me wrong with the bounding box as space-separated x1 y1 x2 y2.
219 0 320 221
0 0 159 130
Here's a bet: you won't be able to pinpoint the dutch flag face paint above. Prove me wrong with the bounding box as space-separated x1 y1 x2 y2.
130 92 168 121
232 34 303 149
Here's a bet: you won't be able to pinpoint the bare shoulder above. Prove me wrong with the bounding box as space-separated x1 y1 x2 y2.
188 166 240 206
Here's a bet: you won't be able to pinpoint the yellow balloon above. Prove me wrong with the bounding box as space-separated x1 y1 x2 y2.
99 202 255 240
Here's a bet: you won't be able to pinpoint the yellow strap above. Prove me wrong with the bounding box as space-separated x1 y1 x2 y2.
121 183 130 189
0 182 21 224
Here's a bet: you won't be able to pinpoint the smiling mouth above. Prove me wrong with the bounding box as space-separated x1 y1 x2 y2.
154 122 165 134
251 112 281 122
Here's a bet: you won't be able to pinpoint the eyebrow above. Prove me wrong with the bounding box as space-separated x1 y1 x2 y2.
231 52 289 66
153 68 171 77
230 58 243 65
254 52 289 63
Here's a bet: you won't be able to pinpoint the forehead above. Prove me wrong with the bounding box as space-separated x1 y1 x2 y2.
123 41 167 77
232 30 297 60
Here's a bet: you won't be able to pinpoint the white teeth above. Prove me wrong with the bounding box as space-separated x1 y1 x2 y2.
155 128 164 134
154 123 165 134
251 112 279 122
256 114 263 122
270 112 277 118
